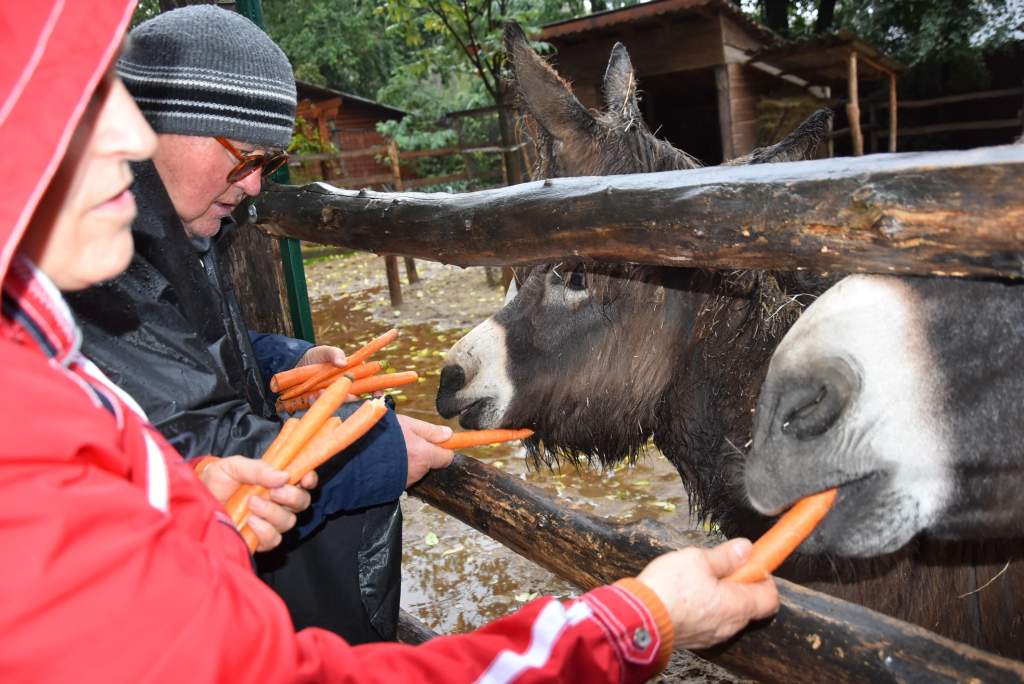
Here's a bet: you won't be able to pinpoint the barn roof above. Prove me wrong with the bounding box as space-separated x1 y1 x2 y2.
295 81 407 119
540 0 778 46
749 30 904 82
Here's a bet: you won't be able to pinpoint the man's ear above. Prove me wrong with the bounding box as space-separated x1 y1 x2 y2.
504 22 596 142
602 42 642 124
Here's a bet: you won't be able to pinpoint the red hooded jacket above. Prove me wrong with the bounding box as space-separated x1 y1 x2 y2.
0 1 672 682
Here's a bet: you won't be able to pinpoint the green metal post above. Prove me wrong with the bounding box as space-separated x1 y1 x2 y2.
235 0 316 343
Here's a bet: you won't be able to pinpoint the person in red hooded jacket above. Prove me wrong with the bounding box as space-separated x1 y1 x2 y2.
0 1 778 681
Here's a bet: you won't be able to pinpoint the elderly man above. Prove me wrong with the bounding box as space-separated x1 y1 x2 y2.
68 5 453 644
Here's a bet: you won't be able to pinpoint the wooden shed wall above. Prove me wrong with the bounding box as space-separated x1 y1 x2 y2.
547 13 726 109
297 98 402 182
724 63 777 157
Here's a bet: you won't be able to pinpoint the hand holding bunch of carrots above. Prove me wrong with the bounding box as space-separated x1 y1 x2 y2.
272 329 418 413
197 455 316 552
228 373 389 552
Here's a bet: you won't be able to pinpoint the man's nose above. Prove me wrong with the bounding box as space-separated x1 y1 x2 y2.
235 170 263 197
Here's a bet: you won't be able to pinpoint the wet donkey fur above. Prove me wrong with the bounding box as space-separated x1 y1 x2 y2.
436 24 1024 658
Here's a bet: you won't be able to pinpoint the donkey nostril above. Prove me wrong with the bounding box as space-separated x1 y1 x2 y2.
437 365 466 398
776 360 857 441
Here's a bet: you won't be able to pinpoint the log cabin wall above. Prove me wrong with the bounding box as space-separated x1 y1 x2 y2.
295 82 405 183
541 4 779 166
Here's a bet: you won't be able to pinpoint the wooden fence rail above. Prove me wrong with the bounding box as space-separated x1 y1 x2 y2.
251 144 1024 279
287 137 522 306
409 455 1024 683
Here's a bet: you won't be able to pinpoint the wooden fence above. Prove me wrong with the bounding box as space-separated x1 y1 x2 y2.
289 138 523 306
830 86 1024 152
249 144 1024 682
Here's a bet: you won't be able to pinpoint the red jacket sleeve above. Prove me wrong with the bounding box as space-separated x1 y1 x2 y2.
0 351 669 683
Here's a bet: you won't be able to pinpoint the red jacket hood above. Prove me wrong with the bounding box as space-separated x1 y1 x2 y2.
0 0 136 283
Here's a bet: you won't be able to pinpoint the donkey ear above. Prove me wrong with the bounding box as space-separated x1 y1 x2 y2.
602 42 642 123
504 22 595 142
733 108 834 165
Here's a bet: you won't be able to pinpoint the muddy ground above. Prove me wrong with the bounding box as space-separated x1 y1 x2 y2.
304 252 743 683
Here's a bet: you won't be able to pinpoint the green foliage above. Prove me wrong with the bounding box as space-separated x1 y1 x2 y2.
288 117 336 155
264 0 411 98
837 0 1022 66
378 1 554 103
130 0 161 28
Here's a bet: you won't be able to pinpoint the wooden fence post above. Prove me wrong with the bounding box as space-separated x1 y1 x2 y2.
889 73 898 152
847 51 864 156
385 139 406 305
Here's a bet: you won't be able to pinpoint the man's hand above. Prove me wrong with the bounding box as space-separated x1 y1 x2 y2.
296 345 347 368
396 414 454 487
198 455 318 553
636 539 779 650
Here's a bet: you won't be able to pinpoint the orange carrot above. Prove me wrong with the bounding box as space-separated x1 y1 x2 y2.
271 374 353 464
276 395 314 414
233 417 342 530
270 329 397 397
238 373 355 522
262 417 301 469
285 398 388 485
726 488 838 583
311 361 382 391
436 428 534 450
349 371 418 395
344 328 399 369
225 418 301 525
269 363 332 393
280 365 344 401
241 399 389 552
241 525 259 552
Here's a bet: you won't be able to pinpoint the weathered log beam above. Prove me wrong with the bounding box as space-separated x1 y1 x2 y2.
409 455 1024 683
253 144 1024 279
397 609 438 645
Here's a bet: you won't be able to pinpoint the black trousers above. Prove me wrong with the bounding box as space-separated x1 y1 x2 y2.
256 500 403 644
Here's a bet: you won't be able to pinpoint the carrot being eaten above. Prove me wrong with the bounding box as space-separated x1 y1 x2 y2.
436 428 534 451
726 488 838 584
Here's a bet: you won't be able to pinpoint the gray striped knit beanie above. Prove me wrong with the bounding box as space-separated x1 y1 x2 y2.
118 5 296 149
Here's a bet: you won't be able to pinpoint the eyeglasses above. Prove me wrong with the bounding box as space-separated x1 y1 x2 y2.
214 136 288 183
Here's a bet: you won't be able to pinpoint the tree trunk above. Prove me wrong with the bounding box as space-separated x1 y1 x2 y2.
763 0 791 35
220 222 294 336
495 85 523 186
253 144 1024 279
814 0 836 33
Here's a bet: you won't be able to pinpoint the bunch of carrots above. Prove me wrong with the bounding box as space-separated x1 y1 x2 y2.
227 374 388 552
227 328 534 552
271 329 417 413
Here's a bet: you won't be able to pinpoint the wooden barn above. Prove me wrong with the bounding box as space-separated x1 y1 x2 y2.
295 81 406 180
539 0 902 163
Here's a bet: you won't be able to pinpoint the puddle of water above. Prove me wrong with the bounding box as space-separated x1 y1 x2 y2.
309 273 690 635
